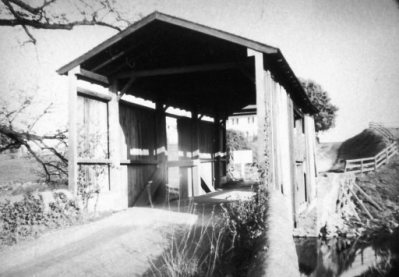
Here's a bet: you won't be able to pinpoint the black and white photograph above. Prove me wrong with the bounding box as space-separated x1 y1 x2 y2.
0 0 399 276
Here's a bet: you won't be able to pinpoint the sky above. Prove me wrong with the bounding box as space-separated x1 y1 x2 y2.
0 0 398 142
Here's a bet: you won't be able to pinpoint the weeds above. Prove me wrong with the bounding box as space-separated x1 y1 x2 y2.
148 184 269 277
147 207 229 277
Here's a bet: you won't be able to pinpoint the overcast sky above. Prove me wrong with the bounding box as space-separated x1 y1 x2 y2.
0 0 398 142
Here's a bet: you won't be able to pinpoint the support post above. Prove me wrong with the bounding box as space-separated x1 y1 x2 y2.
108 79 125 209
155 101 168 202
221 119 227 177
248 49 273 188
68 66 79 195
191 108 201 196
213 114 221 188
288 96 297 227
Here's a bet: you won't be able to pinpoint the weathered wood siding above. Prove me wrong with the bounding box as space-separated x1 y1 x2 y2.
119 102 163 206
176 117 217 198
304 115 317 202
119 103 157 161
76 94 110 195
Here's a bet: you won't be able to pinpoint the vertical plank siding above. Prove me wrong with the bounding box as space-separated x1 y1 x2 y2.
119 103 157 161
77 96 109 159
119 102 163 206
76 93 111 197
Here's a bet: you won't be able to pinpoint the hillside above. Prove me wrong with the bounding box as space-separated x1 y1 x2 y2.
317 128 393 172
355 148 399 225
337 128 389 161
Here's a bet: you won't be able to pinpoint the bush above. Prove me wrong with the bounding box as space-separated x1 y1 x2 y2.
0 192 81 246
221 184 268 244
220 184 269 274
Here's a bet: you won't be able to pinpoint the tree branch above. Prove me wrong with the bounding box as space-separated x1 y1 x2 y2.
0 0 125 44
8 0 56 15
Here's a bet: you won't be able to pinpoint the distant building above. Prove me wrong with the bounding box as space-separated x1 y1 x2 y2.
226 105 257 140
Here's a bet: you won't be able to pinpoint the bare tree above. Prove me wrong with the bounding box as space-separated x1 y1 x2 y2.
0 95 68 182
0 0 131 43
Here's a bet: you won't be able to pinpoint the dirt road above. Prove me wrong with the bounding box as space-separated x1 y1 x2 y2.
0 208 197 277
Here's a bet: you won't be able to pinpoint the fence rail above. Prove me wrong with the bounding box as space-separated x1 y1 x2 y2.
369 122 396 140
344 142 398 173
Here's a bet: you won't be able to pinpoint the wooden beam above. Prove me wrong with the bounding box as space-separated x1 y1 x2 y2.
155 101 168 203
191 108 201 196
92 51 125 72
76 68 110 86
249 49 274 188
116 61 248 79
120 159 159 165
120 77 136 96
68 66 79 195
287 95 297 226
77 159 111 164
91 29 165 72
108 79 125 208
167 160 196 168
213 113 221 187
77 87 112 101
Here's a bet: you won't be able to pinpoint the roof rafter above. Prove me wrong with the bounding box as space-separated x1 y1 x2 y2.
115 61 251 79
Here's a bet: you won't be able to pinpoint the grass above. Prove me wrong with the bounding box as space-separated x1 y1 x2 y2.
0 154 42 185
338 129 388 161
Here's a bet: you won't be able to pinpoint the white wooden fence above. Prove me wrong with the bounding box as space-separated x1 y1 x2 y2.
369 122 396 140
344 142 398 173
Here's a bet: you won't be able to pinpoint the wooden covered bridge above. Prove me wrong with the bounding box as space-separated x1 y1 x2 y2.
57 12 317 223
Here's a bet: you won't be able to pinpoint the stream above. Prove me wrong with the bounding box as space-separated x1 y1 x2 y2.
295 231 399 276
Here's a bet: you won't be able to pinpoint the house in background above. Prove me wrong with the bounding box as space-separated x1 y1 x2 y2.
57 12 318 225
227 105 257 140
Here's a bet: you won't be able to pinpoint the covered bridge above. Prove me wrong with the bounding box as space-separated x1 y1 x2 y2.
57 12 317 224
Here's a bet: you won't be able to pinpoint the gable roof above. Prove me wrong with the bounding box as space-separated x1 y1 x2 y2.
57 12 278 75
57 11 317 114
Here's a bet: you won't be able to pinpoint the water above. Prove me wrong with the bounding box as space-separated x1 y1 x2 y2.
295 231 399 277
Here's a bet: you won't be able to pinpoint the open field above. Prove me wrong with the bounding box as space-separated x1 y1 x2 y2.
0 155 42 185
